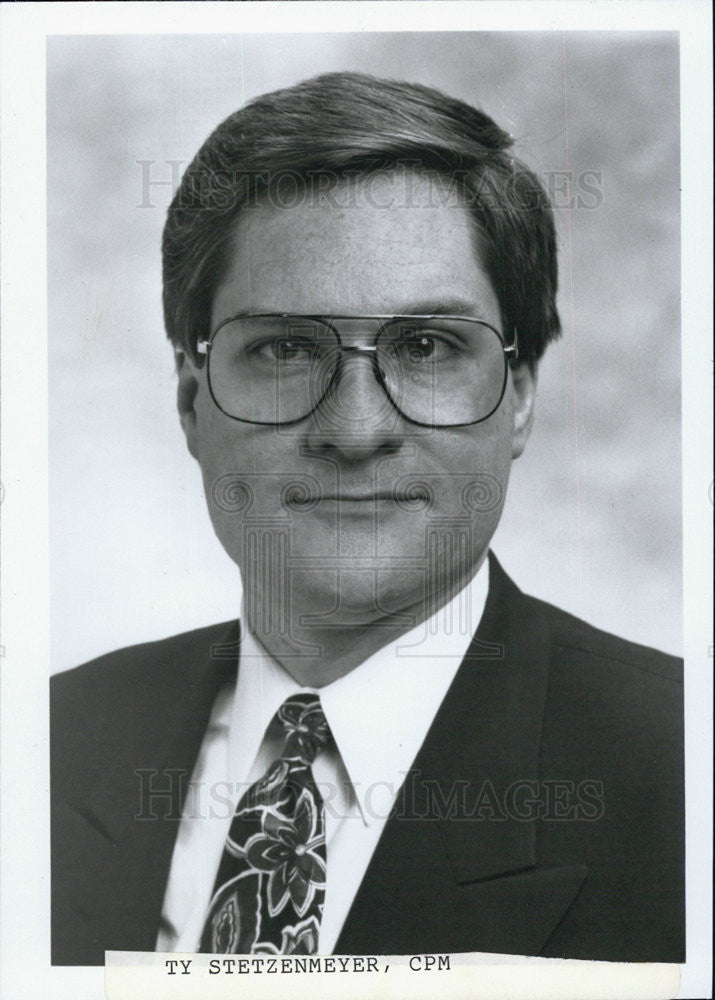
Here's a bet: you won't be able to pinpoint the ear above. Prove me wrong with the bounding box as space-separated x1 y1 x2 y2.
510 362 538 460
175 348 200 461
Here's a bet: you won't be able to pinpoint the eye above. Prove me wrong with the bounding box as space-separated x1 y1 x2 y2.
394 328 458 364
251 337 317 364
277 339 314 362
404 334 436 363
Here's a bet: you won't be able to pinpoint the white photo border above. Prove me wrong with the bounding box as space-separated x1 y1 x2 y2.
1 3 712 999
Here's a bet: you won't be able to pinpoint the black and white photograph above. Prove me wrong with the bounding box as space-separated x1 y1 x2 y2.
0 4 712 1000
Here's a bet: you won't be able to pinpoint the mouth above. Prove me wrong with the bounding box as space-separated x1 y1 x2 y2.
281 479 433 510
283 490 432 512
320 491 428 502
322 493 396 501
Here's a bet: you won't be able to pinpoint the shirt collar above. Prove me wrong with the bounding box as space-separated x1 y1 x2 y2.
228 557 490 825
320 558 489 824
227 628 307 785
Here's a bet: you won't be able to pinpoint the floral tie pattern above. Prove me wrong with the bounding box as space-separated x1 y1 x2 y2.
200 694 332 954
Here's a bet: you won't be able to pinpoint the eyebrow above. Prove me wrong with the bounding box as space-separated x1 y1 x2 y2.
385 298 488 317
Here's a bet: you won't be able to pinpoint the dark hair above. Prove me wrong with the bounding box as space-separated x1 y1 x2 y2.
162 71 560 365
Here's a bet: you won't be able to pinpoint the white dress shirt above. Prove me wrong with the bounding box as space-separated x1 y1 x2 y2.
156 558 489 954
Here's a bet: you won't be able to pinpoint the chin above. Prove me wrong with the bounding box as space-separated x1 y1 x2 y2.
297 566 431 628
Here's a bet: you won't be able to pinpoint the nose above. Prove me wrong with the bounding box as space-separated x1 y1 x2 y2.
302 350 404 461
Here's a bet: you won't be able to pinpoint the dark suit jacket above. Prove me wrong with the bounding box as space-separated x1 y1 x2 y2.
51 554 684 965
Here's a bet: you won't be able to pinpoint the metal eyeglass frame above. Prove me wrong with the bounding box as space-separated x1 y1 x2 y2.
196 313 519 429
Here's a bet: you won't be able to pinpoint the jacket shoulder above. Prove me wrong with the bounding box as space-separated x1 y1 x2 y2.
50 619 240 807
488 552 681 684
525 593 682 683
51 620 238 717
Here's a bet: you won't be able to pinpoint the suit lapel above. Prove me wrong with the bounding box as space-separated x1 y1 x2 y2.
336 554 587 956
61 621 240 956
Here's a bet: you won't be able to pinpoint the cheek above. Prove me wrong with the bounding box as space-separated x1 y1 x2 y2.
429 410 514 484
193 391 251 549
419 415 514 530
194 382 257 477
193 403 298 562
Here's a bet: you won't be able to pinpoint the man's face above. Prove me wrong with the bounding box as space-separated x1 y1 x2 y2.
179 171 536 626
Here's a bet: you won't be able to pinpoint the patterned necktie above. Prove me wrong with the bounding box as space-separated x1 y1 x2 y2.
200 694 332 955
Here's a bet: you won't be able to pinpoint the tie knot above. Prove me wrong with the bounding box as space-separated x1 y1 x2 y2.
277 694 332 765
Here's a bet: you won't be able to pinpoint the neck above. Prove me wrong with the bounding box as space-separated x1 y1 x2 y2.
244 553 488 687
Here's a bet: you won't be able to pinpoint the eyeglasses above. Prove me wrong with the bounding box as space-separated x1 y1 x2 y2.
196 314 518 428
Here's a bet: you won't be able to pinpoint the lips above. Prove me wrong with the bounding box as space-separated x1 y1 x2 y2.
318 492 426 502
282 483 432 507
283 492 431 512
322 493 396 501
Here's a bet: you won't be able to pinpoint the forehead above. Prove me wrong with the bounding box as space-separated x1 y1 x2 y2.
211 170 500 326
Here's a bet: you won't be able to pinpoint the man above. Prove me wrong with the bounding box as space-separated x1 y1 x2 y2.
51 72 684 964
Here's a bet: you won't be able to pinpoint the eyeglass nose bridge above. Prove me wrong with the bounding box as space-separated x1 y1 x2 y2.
339 344 378 355
315 340 400 429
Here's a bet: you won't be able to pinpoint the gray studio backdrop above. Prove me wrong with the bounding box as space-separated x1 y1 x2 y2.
47 32 681 671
